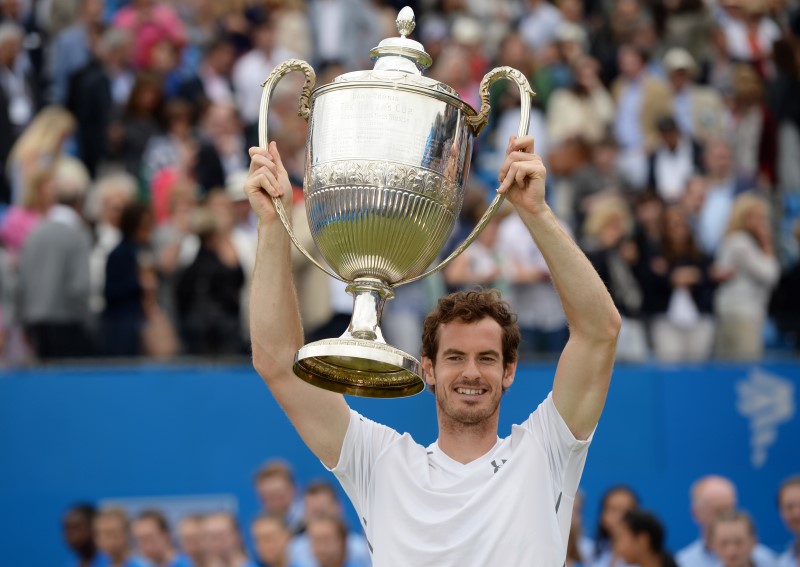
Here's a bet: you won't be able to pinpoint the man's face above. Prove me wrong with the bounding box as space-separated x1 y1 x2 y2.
601 491 637 534
63 511 93 553
252 518 289 565
695 483 736 532
613 523 646 564
308 519 345 567
132 519 169 561
780 484 800 535
711 520 755 567
203 514 238 557
94 516 128 558
178 518 205 559
423 318 515 428
305 492 339 524
257 476 294 515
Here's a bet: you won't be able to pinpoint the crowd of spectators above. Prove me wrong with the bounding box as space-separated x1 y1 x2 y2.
1 0 800 366
61 465 800 567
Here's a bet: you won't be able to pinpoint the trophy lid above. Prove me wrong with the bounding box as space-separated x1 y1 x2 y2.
369 6 432 74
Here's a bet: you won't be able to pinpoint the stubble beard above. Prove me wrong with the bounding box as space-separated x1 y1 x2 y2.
436 386 503 432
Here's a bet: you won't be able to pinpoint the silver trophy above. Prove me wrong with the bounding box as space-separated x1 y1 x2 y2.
259 7 533 397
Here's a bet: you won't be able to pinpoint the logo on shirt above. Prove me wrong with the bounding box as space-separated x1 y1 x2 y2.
491 459 507 473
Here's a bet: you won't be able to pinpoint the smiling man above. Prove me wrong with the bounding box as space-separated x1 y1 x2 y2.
245 134 620 566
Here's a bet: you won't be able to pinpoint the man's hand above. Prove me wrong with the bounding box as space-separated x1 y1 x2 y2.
245 142 293 223
497 135 547 216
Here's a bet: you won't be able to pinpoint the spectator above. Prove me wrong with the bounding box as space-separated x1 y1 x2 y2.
225 169 257 343
590 486 639 567
306 516 356 567
177 515 209 567
717 1 781 80
88 172 137 318
714 193 780 360
203 512 257 567
63 503 100 567
662 47 726 144
111 0 186 71
254 460 304 535
251 514 296 567
289 481 370 567
0 21 38 137
676 475 777 567
94 507 143 567
518 0 564 57
777 475 800 567
18 157 93 359
5 105 75 206
46 0 104 105
708 511 763 567
567 491 592 567
131 510 190 567
199 102 248 180
175 193 245 356
646 116 704 204
0 164 54 258
177 37 236 108
306 0 382 72
771 222 800 351
102 202 154 357
696 139 741 255
769 38 800 197
443 211 507 294
645 205 716 363
614 509 679 567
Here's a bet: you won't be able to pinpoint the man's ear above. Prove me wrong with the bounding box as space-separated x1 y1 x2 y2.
422 356 435 386
502 361 517 390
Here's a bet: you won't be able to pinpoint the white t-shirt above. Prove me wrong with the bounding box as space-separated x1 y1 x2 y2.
329 393 593 566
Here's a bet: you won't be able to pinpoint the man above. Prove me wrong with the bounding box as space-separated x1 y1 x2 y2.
778 476 800 567
677 475 777 567
251 514 296 567
306 516 355 567
709 511 761 567
63 504 100 567
244 134 620 565
18 157 93 359
177 515 208 567
94 507 144 567
131 510 190 567
253 460 304 534
203 512 257 567
289 481 370 567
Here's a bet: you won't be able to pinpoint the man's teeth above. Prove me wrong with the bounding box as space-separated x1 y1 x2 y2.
456 388 484 395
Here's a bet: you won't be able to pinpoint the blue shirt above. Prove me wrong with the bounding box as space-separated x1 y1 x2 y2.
95 555 148 567
614 79 644 150
289 533 371 567
676 538 778 567
777 545 799 567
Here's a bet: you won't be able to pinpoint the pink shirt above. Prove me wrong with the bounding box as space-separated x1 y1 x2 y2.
112 5 186 69
0 206 42 256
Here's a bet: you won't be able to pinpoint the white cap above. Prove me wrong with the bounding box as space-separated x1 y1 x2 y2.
663 47 697 74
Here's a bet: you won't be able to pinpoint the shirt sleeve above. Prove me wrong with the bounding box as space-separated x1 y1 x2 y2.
521 392 594 500
327 410 401 516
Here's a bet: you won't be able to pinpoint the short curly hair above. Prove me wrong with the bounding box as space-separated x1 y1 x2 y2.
421 289 520 365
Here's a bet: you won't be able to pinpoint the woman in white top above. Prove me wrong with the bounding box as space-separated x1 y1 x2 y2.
714 192 780 360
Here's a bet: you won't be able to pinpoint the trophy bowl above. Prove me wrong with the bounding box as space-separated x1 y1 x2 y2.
258 7 534 397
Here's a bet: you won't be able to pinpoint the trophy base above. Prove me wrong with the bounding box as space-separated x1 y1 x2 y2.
293 338 425 398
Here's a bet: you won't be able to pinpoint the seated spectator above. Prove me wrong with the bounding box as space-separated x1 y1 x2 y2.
253 460 304 535
589 486 639 567
289 481 370 567
63 504 100 567
204 512 257 567
251 514 296 567
94 507 145 567
614 509 678 567
714 193 780 360
777 476 800 566
306 516 358 567
177 515 208 567
709 511 763 567
131 510 190 567
676 475 777 567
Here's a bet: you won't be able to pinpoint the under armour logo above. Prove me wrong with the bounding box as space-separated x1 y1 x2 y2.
491 459 507 473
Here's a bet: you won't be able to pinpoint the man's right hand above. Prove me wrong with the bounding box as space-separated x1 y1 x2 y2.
245 142 293 223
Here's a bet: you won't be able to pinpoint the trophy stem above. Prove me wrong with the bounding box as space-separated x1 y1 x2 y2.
344 279 394 342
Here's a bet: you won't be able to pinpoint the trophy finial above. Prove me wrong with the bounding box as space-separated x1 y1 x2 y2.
396 6 415 38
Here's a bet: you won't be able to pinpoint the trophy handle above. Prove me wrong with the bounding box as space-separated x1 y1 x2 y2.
395 66 535 288
258 59 347 283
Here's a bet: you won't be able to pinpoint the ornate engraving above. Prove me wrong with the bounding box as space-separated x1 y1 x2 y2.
260 59 316 120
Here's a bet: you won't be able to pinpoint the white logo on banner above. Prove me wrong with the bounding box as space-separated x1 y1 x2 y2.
736 368 795 468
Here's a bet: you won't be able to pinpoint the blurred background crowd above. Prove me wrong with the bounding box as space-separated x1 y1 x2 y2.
60 464 800 567
0 0 800 366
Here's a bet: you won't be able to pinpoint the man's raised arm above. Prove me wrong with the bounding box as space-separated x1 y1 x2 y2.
498 136 621 440
245 142 350 468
